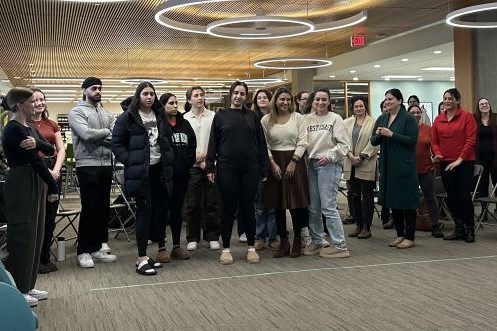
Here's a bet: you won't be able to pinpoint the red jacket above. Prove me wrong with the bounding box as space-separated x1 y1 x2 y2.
431 108 476 162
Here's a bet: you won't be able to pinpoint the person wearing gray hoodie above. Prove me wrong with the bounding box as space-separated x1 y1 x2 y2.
68 77 117 269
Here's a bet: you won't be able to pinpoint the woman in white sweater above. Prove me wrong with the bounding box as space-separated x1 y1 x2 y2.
261 87 309 258
303 88 351 258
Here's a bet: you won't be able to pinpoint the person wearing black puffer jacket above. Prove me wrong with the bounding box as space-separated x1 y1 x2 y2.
112 82 174 276
160 93 196 261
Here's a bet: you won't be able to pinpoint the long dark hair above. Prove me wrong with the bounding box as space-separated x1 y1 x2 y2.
268 87 294 126
252 89 272 117
295 90 308 113
229 81 249 111
32 88 49 120
127 82 163 115
475 97 495 126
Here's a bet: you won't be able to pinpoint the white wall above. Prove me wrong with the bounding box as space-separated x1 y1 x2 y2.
370 81 454 120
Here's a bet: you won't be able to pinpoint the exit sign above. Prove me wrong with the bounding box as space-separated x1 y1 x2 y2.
351 34 365 47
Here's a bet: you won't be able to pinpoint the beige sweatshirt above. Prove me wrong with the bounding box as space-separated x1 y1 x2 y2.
303 112 351 162
261 112 308 158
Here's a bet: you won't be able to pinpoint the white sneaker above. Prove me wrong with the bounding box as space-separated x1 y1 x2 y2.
239 233 247 243
28 289 48 301
78 253 95 268
209 241 220 250
322 238 330 247
91 251 117 263
100 243 111 253
23 294 38 307
187 241 198 251
147 240 153 245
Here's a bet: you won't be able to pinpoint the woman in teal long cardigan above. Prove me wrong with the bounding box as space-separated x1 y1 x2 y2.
371 89 419 249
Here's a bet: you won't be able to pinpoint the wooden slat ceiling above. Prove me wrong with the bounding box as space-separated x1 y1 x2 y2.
0 0 491 88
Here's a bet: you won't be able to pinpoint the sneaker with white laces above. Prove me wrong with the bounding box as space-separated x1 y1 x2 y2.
100 243 111 253
187 241 198 251
78 253 95 268
209 241 220 250
239 233 247 243
28 289 48 301
23 294 38 307
90 251 117 263
319 246 350 258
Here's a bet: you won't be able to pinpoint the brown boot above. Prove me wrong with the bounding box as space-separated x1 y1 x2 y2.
273 238 290 258
357 228 371 239
290 237 302 258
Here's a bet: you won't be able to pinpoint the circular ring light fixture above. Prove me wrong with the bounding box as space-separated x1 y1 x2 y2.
206 16 314 40
155 0 367 38
446 2 497 28
121 78 168 84
241 78 283 84
254 57 332 70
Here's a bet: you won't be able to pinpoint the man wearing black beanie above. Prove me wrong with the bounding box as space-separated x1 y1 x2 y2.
68 77 117 268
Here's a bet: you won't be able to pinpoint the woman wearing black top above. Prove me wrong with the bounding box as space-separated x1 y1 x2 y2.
2 88 58 307
206 81 269 265
160 92 197 261
474 98 497 198
112 82 174 275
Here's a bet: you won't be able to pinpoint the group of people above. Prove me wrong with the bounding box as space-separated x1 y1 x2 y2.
0 76 491 307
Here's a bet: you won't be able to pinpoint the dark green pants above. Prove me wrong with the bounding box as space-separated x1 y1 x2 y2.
4 166 47 293
184 167 221 242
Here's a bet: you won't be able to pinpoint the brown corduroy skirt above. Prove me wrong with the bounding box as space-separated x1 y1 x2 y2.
263 150 310 210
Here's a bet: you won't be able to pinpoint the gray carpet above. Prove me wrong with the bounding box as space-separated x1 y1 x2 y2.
34 196 497 330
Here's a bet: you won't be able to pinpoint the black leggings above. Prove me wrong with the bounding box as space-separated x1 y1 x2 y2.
275 208 308 239
135 164 169 257
217 167 259 248
392 209 416 241
168 178 188 246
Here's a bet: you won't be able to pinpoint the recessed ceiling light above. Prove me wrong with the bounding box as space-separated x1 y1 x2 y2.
449 76 455 81
14 76 21 79
352 77 359 81
384 77 390 81
433 50 442 54
349 70 357 73
401 58 409 62
417 78 423 81
373 64 381 68
421 67 455 71
328 75 336 78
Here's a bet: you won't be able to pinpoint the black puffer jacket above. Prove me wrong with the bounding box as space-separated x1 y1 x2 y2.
112 108 174 197
169 112 197 179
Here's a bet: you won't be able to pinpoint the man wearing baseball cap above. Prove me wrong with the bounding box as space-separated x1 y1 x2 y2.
68 77 117 268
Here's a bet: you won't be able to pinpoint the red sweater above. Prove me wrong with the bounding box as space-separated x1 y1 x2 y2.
416 124 433 173
431 108 476 162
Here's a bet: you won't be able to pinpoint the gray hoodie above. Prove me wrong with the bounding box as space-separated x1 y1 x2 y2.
68 100 115 167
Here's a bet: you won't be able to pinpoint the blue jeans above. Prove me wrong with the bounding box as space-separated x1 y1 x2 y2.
254 181 276 242
255 206 276 243
307 160 347 249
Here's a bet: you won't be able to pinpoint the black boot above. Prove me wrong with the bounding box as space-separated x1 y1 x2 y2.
443 222 466 240
431 223 444 238
465 226 475 243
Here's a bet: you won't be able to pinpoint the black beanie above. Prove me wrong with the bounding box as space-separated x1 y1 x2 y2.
81 77 102 89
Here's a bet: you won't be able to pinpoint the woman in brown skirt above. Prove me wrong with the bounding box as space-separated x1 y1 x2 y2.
261 87 309 258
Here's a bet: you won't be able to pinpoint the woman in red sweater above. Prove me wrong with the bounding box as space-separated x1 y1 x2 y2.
431 88 477 243
408 105 443 238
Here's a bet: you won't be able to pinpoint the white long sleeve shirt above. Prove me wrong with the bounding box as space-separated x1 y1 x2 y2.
260 112 308 158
